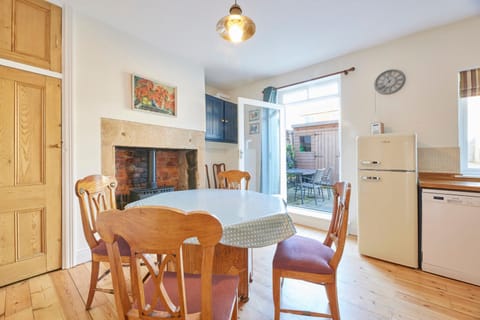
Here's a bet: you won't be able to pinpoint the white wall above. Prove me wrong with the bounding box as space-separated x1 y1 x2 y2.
72 13 206 264
227 16 480 234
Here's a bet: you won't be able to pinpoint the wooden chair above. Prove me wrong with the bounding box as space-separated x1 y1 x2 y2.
96 206 239 320
75 174 131 309
272 181 351 320
212 163 226 188
205 164 212 188
217 170 251 190
217 169 254 282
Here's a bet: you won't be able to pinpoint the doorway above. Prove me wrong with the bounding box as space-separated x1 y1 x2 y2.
237 97 286 199
278 75 341 214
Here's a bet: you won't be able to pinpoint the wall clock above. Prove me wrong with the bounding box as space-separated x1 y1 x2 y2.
374 69 406 95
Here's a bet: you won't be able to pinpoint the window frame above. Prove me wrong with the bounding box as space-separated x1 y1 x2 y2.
458 97 480 176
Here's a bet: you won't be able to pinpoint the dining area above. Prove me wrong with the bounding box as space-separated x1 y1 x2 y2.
4 170 480 320
69 171 351 320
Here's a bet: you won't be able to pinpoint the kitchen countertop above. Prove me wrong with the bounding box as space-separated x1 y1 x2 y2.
419 172 480 192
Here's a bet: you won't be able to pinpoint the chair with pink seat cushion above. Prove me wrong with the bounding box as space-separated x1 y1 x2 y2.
97 206 239 320
272 181 351 320
75 174 131 309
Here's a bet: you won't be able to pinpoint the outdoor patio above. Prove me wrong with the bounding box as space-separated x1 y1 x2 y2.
286 183 334 213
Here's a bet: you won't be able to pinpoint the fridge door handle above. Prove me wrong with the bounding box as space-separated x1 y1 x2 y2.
360 160 381 165
361 176 381 181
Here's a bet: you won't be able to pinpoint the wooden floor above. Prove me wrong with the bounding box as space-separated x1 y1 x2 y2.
1 225 480 320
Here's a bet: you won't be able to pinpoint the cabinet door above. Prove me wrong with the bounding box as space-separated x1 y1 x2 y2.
223 101 238 143
0 0 62 72
205 95 224 141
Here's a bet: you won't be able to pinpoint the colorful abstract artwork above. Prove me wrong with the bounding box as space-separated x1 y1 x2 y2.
132 74 176 116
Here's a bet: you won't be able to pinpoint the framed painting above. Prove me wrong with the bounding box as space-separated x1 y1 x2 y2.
249 122 260 135
132 74 177 116
248 109 260 122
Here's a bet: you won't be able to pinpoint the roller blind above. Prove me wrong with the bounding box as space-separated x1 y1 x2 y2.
459 68 480 98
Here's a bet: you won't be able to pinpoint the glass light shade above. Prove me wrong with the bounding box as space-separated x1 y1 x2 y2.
216 4 256 43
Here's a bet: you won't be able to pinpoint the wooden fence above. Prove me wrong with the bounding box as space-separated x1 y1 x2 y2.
291 121 339 184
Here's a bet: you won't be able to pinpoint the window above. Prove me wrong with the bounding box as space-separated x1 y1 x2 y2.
459 96 480 175
459 68 480 176
278 75 341 129
299 136 311 152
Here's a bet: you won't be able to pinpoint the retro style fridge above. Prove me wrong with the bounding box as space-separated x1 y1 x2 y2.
357 133 418 268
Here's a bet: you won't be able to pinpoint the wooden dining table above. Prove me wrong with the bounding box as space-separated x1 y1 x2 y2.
126 188 297 301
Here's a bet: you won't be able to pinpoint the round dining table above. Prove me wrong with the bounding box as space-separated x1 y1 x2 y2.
126 189 296 248
125 188 297 301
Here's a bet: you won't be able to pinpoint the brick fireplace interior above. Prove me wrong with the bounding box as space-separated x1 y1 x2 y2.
115 147 197 208
101 118 206 209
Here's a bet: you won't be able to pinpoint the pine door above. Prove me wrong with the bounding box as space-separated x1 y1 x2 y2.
0 65 62 286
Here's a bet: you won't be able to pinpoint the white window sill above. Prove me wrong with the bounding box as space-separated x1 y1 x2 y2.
287 206 331 231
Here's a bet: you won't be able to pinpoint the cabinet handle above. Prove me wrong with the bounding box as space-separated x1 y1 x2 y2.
224 119 229 123
361 176 381 181
360 160 381 165
221 119 225 123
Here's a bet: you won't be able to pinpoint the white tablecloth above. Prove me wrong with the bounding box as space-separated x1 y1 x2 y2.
125 189 296 248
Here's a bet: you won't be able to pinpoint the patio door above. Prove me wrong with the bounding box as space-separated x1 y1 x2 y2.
237 98 286 199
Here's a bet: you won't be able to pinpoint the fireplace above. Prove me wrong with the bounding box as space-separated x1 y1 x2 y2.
115 146 197 208
101 118 206 208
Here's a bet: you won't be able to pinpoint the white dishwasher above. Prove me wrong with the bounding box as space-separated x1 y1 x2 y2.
422 188 480 286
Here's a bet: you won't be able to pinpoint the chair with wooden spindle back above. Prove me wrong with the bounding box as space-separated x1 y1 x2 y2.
75 174 131 309
217 169 254 283
205 164 212 188
217 170 251 190
212 162 227 188
272 181 351 320
96 206 239 320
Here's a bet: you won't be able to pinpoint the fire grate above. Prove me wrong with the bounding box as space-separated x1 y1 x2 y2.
130 186 174 202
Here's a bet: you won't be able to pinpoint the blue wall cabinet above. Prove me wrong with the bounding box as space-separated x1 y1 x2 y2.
205 95 238 143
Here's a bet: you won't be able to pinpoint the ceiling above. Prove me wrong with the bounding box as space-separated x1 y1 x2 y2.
62 0 480 91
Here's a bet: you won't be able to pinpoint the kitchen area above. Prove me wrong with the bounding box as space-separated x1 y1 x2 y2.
357 134 480 287
419 173 480 286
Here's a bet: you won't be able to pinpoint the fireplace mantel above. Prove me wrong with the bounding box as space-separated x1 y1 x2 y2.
101 118 206 189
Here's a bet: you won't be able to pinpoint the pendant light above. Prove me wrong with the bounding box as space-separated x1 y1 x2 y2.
216 0 256 43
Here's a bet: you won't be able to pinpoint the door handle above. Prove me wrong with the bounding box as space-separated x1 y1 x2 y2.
360 160 381 165
49 143 62 149
361 176 381 181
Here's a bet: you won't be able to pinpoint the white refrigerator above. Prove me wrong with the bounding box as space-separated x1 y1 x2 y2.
357 133 418 268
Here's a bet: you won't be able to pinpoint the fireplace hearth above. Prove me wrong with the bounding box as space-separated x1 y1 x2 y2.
101 118 206 209
115 146 197 208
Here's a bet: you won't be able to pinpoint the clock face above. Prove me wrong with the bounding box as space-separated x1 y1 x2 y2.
374 69 406 95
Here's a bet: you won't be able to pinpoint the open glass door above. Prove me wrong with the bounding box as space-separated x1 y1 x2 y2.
238 97 286 199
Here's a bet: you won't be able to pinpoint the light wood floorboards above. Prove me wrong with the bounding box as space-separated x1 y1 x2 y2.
1 225 479 319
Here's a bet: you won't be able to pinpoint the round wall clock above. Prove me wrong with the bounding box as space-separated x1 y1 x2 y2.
374 69 406 95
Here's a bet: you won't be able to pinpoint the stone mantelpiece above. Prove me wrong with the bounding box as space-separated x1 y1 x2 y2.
101 118 206 189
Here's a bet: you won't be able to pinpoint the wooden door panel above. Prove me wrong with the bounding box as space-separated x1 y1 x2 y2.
15 0 49 60
17 82 44 185
0 65 61 286
0 0 62 72
17 209 44 260
0 0 13 51
0 212 15 265
0 78 14 187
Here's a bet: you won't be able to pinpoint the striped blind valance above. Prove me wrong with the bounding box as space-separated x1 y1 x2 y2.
459 68 480 98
